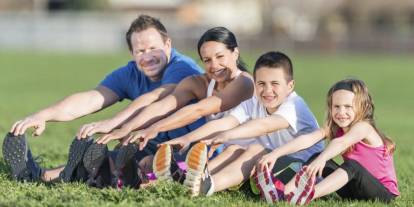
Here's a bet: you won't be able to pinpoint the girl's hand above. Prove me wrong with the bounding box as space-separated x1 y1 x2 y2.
306 158 326 178
257 152 279 172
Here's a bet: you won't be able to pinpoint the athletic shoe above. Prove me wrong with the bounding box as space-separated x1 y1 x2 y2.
286 166 316 205
83 143 109 186
112 143 140 189
59 137 93 182
253 165 285 203
183 142 213 197
2 133 43 182
153 144 184 183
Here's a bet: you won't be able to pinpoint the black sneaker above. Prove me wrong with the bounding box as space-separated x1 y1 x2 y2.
58 137 93 182
112 143 140 189
2 133 43 182
153 144 184 183
83 143 109 186
183 143 214 197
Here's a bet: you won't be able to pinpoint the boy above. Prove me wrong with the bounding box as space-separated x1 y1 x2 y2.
160 51 324 196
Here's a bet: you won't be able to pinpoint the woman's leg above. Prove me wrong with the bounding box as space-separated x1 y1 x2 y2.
212 144 267 192
208 144 245 174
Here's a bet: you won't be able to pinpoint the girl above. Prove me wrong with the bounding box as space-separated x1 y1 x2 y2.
256 79 399 205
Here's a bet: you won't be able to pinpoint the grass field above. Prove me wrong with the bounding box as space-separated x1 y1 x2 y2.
0 50 413 206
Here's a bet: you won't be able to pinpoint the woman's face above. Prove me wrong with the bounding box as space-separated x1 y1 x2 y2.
199 41 239 83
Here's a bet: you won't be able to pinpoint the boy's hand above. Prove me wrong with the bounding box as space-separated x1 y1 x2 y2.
162 137 190 154
202 133 229 146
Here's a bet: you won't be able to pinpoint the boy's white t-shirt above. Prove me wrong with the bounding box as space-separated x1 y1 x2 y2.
229 91 324 161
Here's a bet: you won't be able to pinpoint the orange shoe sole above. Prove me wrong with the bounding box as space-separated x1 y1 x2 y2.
153 144 172 180
183 142 208 196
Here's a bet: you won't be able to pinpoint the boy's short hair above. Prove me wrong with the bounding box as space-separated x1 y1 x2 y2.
253 51 293 81
126 15 169 52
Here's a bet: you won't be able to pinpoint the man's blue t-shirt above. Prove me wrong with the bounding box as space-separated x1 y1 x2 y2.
100 48 205 141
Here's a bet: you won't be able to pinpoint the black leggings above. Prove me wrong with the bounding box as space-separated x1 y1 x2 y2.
306 154 396 203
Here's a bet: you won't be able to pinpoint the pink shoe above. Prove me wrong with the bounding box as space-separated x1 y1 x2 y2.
286 166 316 205
253 165 285 203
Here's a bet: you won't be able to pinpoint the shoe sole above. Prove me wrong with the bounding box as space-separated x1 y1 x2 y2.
114 143 138 170
287 166 316 205
83 143 108 178
59 138 93 182
254 166 281 203
183 142 208 197
2 134 28 180
153 144 172 181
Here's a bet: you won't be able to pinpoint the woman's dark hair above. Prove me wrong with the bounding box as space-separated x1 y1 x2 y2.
197 27 248 71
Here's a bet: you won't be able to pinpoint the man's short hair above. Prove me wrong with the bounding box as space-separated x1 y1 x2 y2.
126 15 169 51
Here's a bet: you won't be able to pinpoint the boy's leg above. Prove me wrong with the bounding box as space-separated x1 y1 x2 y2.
212 144 267 192
208 144 245 174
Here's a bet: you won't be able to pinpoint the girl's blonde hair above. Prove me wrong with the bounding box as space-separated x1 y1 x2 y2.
325 79 395 154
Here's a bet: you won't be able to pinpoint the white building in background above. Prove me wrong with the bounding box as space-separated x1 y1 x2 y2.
0 0 413 52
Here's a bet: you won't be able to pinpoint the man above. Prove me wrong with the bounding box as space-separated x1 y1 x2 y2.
4 15 204 184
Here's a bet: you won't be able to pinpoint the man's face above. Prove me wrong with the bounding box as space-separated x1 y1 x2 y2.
255 67 294 114
130 27 171 81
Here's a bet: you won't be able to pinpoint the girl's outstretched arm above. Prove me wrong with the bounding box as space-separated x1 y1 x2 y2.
258 128 326 171
307 121 372 177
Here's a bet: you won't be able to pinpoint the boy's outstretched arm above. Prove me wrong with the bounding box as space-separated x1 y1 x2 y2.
206 115 290 144
154 115 240 151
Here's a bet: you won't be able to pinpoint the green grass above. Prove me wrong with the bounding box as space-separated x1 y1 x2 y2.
0 50 413 206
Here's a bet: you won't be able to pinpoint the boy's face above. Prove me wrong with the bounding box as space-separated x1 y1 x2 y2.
255 67 294 114
331 89 356 130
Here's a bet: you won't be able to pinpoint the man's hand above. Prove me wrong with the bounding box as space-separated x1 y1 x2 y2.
77 120 116 139
10 115 46 136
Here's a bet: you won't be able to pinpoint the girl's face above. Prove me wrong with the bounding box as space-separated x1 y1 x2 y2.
331 90 356 129
199 41 239 82
255 67 294 114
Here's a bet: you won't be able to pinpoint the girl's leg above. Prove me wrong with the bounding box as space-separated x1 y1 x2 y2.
335 159 396 202
313 168 349 199
284 159 340 195
208 145 245 174
212 144 267 192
